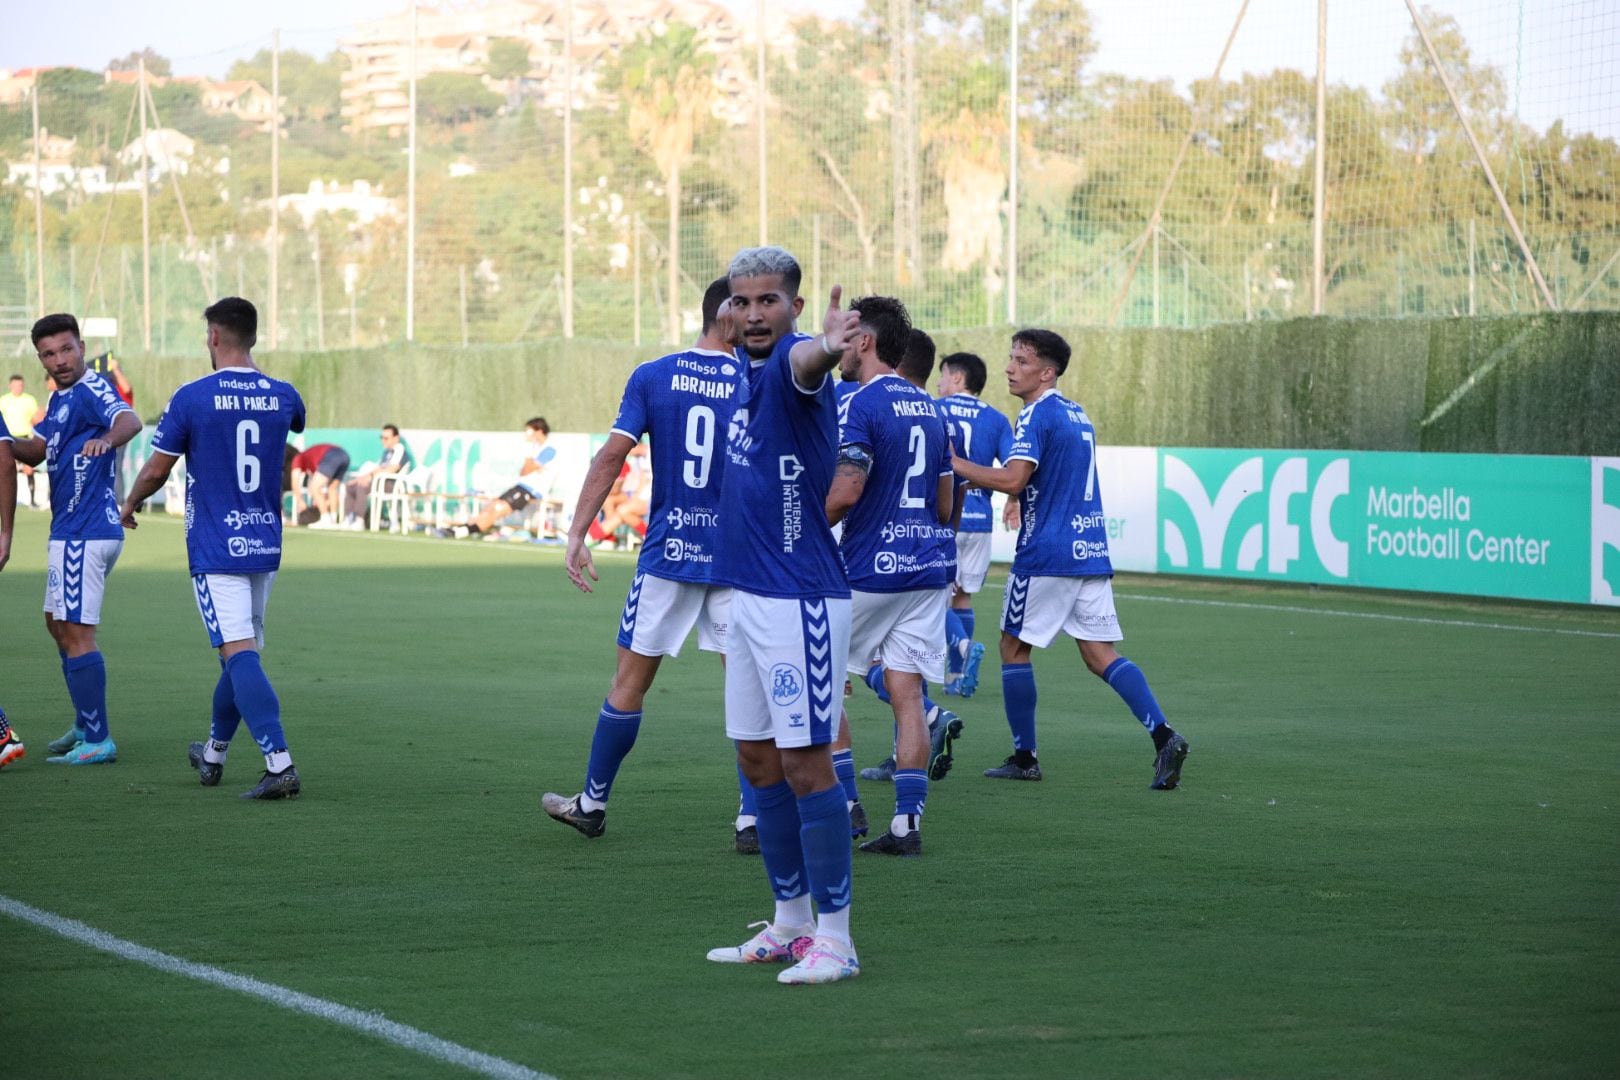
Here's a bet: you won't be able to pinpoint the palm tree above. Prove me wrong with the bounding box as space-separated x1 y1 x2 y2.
618 25 715 343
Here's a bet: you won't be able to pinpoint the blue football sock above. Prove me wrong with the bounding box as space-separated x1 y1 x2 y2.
831 748 859 803
893 768 928 822
210 657 242 745
1001 662 1037 753
736 760 758 818
63 652 110 742
922 689 939 717
1102 657 1169 736
225 651 288 759
864 662 891 705
797 785 853 915
754 780 808 902
958 608 976 643
945 609 967 675
581 700 642 807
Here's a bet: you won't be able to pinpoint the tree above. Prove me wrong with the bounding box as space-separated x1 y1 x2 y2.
615 24 715 343
107 48 172 77
417 73 502 125
487 38 531 81
227 49 345 122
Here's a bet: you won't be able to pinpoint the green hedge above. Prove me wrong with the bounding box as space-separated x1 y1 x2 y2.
70 312 1618 454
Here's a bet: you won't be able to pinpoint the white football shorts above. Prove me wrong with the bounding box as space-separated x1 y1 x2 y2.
43 538 123 625
725 590 851 750
1001 572 1123 648
954 531 993 594
847 587 947 684
192 572 276 649
615 571 731 658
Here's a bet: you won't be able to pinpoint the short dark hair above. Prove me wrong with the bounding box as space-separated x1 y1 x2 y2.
31 314 80 346
382 424 400 437
204 297 258 349
848 296 912 371
898 328 936 385
1011 328 1071 377
701 276 731 334
941 351 988 395
8 374 23 383
525 417 550 435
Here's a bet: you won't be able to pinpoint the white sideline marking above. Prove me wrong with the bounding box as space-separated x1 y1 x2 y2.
1114 592 1620 640
0 895 555 1080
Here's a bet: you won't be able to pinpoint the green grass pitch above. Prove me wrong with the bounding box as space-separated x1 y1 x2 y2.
3 510 1617 1079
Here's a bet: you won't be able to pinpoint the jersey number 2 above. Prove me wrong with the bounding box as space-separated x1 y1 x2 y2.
900 424 927 509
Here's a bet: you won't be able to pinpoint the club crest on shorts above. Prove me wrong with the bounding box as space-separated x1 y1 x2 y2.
771 663 804 706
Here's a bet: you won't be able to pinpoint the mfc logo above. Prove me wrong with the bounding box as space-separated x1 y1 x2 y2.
1161 453 1350 578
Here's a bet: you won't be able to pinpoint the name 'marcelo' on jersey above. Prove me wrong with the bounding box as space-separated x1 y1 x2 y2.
150 367 307 576
840 374 954 593
1007 388 1113 578
34 370 132 541
936 392 1014 534
610 346 741 584
714 332 849 600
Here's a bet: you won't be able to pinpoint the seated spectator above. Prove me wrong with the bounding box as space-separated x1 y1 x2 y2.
596 439 651 544
343 423 414 528
289 442 351 527
443 417 556 538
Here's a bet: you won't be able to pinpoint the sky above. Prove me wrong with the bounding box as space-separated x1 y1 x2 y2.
1 0 1613 137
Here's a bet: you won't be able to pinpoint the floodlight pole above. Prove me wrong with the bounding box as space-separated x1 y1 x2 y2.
270 31 280 349
1311 0 1327 315
139 57 152 351
31 83 45 316
756 0 767 245
1401 0 1555 311
562 0 574 338
1007 0 1019 325
406 4 418 342
1108 0 1251 325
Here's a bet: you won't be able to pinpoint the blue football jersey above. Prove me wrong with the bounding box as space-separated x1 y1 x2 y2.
1007 389 1113 578
714 332 849 600
150 367 306 576
34 371 132 541
839 375 954 593
610 347 741 584
936 393 1014 534
0 412 10 441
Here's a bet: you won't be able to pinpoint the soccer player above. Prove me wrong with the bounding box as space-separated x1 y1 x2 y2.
445 418 556 538
936 351 1013 696
704 246 861 985
10 314 141 766
952 329 1190 789
542 277 742 840
120 297 308 800
826 297 954 857
0 415 20 770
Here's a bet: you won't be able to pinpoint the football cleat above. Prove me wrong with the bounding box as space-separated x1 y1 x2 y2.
858 756 896 782
541 791 605 837
47 725 85 755
1150 733 1190 791
241 766 300 800
187 741 223 787
956 642 987 698
0 733 25 771
706 921 814 964
928 710 964 782
858 828 921 857
735 823 760 855
777 935 860 984
848 800 869 839
47 738 117 766
983 754 1042 781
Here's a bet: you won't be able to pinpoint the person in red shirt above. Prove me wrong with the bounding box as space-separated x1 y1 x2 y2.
289 443 351 526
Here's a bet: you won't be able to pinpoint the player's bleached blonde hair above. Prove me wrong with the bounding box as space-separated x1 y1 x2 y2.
727 247 802 296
